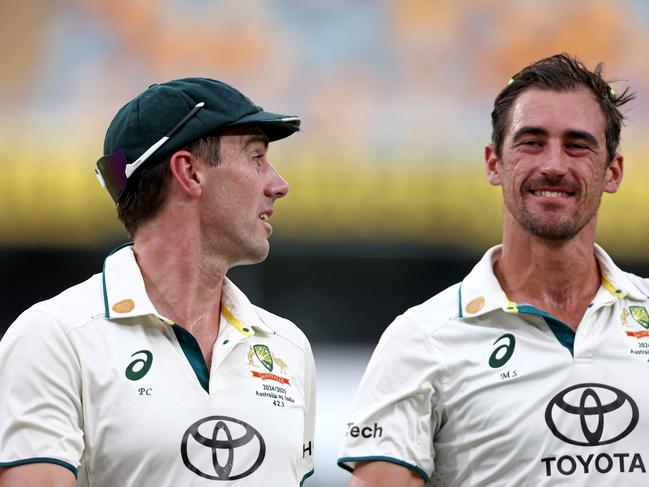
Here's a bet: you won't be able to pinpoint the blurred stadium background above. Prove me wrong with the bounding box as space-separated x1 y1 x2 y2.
2 0 649 484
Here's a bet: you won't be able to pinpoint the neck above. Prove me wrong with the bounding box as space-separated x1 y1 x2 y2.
494 215 601 329
132 219 227 334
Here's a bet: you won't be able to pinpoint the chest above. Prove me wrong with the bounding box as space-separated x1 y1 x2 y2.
72 322 306 485
431 306 649 483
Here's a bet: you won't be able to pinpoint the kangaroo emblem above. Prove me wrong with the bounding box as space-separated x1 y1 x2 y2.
247 346 258 367
621 308 630 326
272 353 288 374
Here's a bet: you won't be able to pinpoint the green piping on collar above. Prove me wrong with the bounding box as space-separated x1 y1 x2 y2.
516 304 575 356
102 241 134 318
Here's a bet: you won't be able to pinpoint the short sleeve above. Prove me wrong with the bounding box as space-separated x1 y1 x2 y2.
0 309 84 475
337 314 441 482
298 339 316 485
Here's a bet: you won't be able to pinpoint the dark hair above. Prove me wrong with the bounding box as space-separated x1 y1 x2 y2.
117 135 221 237
491 53 634 163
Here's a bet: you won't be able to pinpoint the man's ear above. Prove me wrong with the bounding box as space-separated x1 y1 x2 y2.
485 144 502 186
604 152 624 194
169 150 202 198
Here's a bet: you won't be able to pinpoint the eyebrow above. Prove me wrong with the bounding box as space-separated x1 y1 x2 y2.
241 134 269 151
511 126 599 148
564 129 599 148
511 126 548 142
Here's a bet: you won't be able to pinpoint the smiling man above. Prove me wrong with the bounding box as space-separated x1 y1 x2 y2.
0 78 315 487
339 54 649 486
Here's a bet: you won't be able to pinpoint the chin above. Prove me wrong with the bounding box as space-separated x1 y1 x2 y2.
231 242 270 267
255 240 271 261
524 216 587 241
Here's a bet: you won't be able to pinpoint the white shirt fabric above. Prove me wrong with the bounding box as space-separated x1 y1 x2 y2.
0 244 316 486
339 245 649 486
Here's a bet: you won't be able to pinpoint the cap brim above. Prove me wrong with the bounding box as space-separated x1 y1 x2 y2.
229 111 301 141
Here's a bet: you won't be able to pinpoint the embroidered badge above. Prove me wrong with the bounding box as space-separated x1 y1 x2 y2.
630 306 649 329
622 306 649 340
112 299 135 314
247 345 291 385
465 296 485 314
253 344 274 372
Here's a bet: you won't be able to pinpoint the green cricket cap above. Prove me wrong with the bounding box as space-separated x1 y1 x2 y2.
104 76 300 170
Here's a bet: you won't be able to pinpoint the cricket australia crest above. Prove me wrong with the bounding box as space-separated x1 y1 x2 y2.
247 344 291 385
630 306 649 329
253 344 274 372
622 306 649 340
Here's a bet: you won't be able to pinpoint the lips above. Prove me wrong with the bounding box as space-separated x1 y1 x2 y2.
525 177 578 199
259 209 273 223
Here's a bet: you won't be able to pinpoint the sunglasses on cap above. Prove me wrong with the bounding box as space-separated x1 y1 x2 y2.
95 101 205 203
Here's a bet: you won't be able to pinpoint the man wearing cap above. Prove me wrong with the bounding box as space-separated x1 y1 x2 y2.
0 78 315 486
338 54 649 486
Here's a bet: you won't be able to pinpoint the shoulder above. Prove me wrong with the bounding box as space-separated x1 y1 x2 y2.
402 281 462 334
625 271 649 296
0 273 104 376
252 305 312 353
10 272 105 337
369 282 462 361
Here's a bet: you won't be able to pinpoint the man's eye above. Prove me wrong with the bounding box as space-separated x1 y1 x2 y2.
521 140 541 147
252 155 263 166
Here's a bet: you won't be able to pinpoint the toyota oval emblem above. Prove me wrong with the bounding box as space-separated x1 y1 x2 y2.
545 383 638 446
181 416 266 480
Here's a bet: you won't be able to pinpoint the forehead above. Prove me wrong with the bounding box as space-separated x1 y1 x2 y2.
507 87 606 140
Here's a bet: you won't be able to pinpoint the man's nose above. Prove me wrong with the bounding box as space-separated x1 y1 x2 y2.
541 142 569 178
266 163 289 199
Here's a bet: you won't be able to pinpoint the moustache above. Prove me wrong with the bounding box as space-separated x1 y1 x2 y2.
523 176 579 194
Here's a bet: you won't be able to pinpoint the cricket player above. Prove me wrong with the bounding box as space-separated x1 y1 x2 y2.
339 54 649 485
0 77 315 486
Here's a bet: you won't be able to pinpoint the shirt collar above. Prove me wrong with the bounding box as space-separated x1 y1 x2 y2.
220 276 275 336
459 244 647 319
594 244 647 301
102 243 274 336
458 245 508 318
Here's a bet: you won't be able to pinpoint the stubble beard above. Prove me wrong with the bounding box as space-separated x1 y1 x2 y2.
505 191 602 242
204 224 270 270
233 231 270 267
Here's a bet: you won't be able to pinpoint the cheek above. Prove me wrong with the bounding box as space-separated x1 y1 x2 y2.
582 165 605 187
506 158 537 190
499 152 526 184
219 173 256 199
501 167 523 193
203 183 244 220
231 181 262 216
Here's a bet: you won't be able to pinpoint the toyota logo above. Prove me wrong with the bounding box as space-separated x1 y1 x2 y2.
545 383 638 446
181 416 266 480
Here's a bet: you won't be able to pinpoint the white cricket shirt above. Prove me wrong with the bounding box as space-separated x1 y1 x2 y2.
0 243 316 486
339 245 649 486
